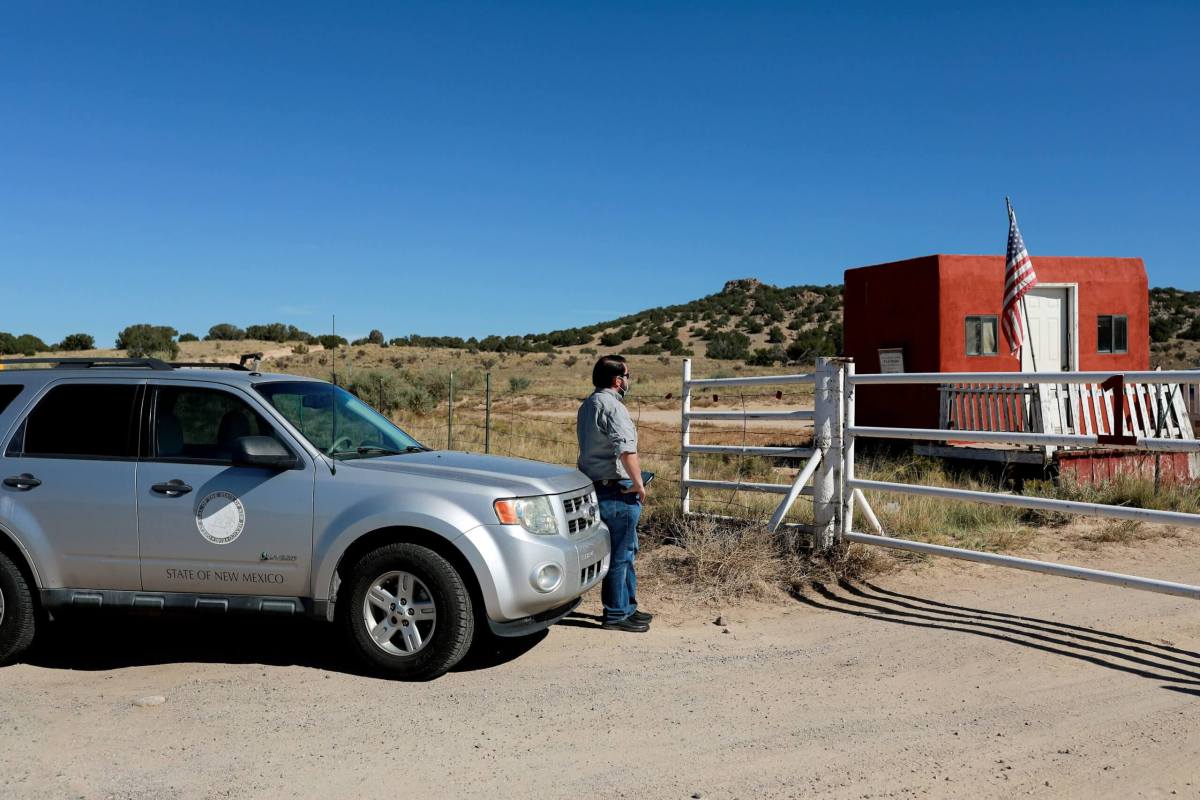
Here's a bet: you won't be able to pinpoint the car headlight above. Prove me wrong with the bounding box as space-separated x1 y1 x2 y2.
493 496 560 536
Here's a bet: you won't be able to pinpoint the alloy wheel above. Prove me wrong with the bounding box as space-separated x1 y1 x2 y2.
361 570 437 656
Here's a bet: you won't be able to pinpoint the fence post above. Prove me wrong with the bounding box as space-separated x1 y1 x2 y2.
484 372 492 454
812 357 843 552
841 360 855 541
680 358 692 515
447 371 454 450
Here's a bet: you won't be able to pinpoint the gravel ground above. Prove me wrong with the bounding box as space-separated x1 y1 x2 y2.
2 532 1199 800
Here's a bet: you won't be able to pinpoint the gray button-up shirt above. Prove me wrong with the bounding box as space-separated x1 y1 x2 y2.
576 388 638 481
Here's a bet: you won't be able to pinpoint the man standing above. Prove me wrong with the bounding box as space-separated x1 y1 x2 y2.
577 355 652 633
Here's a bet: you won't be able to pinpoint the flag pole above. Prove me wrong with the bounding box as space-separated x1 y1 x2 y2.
1020 294 1038 372
1006 196 1039 373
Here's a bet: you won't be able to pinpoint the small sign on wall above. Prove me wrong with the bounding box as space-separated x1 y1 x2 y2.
878 347 905 374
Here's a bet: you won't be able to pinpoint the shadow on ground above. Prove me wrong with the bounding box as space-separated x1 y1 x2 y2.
794 579 1200 694
24 610 549 678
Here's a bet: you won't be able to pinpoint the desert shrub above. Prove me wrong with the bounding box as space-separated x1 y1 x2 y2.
509 376 532 392
205 323 245 341
706 330 751 360
0 333 48 356
318 334 348 349
643 513 802 603
245 322 290 342
1150 318 1177 343
1179 319 1200 341
116 324 179 359
57 333 95 351
344 370 435 415
563 355 578 368
747 346 786 366
292 343 309 355
178 332 200 343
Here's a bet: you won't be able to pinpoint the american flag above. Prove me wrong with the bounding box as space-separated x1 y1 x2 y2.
1001 198 1038 356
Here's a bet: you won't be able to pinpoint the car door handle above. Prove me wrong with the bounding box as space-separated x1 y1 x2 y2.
3 473 41 490
151 480 193 496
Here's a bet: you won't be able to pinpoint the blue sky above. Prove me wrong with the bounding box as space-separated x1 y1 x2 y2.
2 1 1197 345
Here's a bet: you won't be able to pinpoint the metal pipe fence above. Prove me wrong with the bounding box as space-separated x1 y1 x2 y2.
679 357 820 525
840 364 1200 601
678 359 1200 602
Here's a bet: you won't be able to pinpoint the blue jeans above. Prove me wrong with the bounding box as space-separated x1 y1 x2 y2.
598 482 641 623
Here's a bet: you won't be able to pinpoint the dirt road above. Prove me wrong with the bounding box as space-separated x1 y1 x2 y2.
3 533 1199 800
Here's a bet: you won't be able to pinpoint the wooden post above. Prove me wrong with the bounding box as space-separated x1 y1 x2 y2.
484 372 492 454
447 371 454 450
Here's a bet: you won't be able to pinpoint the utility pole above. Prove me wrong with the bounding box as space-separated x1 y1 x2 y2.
331 313 337 386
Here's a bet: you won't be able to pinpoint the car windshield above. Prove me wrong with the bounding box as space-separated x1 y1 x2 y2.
255 381 427 460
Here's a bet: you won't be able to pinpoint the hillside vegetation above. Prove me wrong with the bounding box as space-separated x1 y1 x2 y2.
3 279 1199 368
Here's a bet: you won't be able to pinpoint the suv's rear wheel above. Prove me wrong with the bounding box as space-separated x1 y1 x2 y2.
0 551 36 666
340 543 474 680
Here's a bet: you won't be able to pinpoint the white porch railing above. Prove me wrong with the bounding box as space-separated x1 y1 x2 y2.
939 378 1197 448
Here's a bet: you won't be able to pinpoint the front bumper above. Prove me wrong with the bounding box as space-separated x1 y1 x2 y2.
460 521 611 626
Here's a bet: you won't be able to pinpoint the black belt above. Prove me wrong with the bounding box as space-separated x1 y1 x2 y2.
593 479 623 488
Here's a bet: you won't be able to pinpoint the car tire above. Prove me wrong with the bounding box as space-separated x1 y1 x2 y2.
0 551 36 667
340 543 474 680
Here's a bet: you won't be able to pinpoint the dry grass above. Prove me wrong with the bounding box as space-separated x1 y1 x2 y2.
30 339 1199 604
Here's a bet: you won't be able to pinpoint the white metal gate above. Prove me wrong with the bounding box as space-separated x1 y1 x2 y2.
681 358 1200 600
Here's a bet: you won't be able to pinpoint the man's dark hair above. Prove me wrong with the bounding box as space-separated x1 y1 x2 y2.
592 354 627 389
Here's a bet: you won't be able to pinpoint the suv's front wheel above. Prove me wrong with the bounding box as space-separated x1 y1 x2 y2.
0 551 36 667
340 543 474 680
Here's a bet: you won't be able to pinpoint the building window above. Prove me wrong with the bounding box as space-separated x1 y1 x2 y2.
965 316 998 356
1097 315 1127 354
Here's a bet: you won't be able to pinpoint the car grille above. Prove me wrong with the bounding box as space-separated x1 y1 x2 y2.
580 559 604 589
559 489 598 538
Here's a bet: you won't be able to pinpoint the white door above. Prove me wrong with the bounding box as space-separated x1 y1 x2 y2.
1020 287 1071 372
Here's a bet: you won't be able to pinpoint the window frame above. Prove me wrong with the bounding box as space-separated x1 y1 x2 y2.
965 315 1000 357
1097 314 1128 354
145 383 299 468
5 380 145 462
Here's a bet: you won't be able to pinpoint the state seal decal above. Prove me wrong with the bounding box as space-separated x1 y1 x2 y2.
196 491 247 545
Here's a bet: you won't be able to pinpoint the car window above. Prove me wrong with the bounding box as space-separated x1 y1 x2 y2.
18 383 139 459
0 385 22 415
153 385 281 463
256 381 423 458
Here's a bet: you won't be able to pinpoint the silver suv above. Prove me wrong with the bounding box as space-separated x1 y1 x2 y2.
0 357 609 679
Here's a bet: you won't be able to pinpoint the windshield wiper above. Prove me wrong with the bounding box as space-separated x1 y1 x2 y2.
329 445 429 459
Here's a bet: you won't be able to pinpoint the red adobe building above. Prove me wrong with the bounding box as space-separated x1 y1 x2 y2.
843 254 1149 430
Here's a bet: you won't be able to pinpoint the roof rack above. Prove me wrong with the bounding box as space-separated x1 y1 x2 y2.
170 351 261 371
0 353 265 372
0 357 174 371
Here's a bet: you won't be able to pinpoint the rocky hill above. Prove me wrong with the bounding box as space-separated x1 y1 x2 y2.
4 280 1199 368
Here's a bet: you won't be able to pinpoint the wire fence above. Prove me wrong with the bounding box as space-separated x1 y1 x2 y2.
354 373 816 523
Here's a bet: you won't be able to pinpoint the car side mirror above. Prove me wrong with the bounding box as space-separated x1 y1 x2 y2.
231 436 298 470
